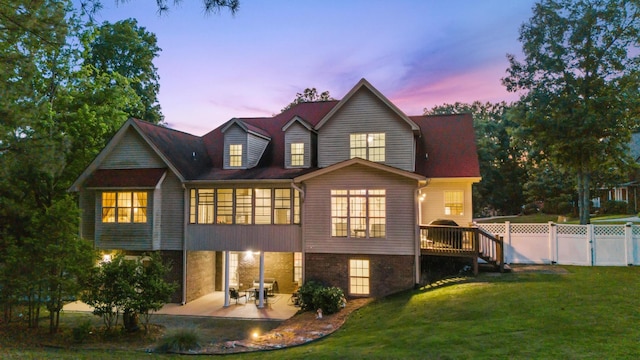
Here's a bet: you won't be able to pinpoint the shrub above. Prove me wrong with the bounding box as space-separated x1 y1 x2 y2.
312 286 345 315
72 320 94 344
522 203 539 215
297 280 345 315
600 200 629 214
155 329 201 353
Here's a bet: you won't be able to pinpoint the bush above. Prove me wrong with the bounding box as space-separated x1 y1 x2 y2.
522 203 539 215
72 320 94 344
600 200 629 215
155 329 201 353
297 280 345 315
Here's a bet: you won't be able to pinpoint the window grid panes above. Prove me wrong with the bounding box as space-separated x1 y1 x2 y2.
349 259 370 295
444 190 464 216
291 143 304 167
197 189 215 224
294 252 302 284
229 144 242 167
350 133 385 162
189 188 300 225
254 189 272 224
216 189 233 224
101 191 147 223
274 189 291 224
235 188 252 224
229 252 239 287
331 190 385 238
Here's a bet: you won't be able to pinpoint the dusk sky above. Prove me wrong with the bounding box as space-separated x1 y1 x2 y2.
95 0 538 135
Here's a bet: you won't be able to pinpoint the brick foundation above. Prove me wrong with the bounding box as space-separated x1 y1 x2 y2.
305 253 415 298
186 251 215 302
214 252 298 294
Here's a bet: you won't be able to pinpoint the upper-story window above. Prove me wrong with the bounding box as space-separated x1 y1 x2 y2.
229 144 243 167
189 188 300 225
102 191 147 223
291 143 304 167
331 189 386 238
350 133 385 162
444 190 464 216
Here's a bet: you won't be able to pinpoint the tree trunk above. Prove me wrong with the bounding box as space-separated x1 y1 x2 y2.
577 171 591 225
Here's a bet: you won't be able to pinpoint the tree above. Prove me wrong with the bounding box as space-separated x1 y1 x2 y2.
78 0 239 17
425 102 528 216
281 88 335 112
503 0 640 224
82 19 163 123
132 252 178 334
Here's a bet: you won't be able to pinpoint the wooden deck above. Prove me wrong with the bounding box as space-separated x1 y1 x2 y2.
420 225 505 275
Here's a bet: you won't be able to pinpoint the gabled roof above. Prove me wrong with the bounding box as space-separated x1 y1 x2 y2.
221 118 271 140
282 115 316 133
315 78 420 133
294 157 426 183
202 101 338 174
411 113 481 178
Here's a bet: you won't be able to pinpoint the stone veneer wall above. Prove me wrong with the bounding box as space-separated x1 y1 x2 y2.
305 253 415 298
186 251 215 302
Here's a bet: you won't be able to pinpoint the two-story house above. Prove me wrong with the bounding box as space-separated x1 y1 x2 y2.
70 79 481 305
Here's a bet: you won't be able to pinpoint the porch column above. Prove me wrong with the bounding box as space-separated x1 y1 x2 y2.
257 251 265 308
223 251 230 307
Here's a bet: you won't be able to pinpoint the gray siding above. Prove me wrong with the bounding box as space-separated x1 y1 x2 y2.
101 128 165 169
95 190 154 251
318 88 415 171
284 122 311 168
79 189 96 241
223 125 247 169
159 172 185 250
302 163 417 255
186 225 301 252
247 133 269 168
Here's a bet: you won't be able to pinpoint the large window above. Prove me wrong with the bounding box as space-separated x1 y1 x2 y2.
102 191 147 223
349 259 370 295
331 189 386 238
293 252 302 284
189 188 300 225
444 190 464 216
291 143 304 167
350 133 385 162
229 144 243 167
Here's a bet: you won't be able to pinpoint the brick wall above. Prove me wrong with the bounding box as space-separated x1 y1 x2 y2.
214 251 298 294
186 251 215 302
305 253 415 298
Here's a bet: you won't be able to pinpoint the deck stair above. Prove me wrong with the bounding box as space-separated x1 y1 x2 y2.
420 225 508 275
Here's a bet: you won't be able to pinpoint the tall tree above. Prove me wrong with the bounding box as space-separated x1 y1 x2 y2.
426 102 528 216
503 0 640 224
83 19 163 123
281 88 334 112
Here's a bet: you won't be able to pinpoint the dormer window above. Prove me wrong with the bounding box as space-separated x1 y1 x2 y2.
229 144 243 167
350 133 385 162
291 143 304 167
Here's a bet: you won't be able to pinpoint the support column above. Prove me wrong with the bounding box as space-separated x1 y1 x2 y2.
258 251 265 308
223 251 230 307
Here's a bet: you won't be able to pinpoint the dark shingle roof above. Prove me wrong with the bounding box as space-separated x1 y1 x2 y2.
85 168 167 188
130 102 479 182
411 113 481 178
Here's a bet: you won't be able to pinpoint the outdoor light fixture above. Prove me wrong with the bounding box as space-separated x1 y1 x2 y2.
102 254 112 263
252 331 259 339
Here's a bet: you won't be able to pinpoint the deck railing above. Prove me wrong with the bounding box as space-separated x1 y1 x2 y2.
420 225 504 274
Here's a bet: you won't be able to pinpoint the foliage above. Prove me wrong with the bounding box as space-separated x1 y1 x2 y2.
79 0 239 16
503 0 640 224
72 320 95 344
425 102 528 216
297 280 345 315
281 88 335 112
155 329 202 353
82 19 163 123
599 200 631 215
81 253 177 333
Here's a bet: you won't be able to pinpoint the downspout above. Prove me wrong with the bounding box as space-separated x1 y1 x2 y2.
181 184 188 305
415 182 430 287
292 182 305 285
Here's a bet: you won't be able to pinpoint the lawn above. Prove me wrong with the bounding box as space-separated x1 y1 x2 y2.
2 266 640 359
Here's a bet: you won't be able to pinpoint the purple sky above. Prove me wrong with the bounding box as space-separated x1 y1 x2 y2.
96 0 537 135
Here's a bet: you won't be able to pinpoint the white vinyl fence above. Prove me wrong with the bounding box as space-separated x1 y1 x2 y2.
476 222 640 266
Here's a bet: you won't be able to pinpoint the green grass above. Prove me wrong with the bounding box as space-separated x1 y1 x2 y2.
238 267 640 359
3 267 640 359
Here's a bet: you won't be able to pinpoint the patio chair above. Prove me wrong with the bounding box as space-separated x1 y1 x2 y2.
229 287 246 304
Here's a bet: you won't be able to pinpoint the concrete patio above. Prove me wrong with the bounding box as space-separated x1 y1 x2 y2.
63 291 298 320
